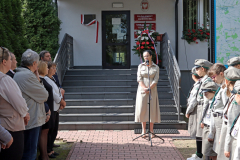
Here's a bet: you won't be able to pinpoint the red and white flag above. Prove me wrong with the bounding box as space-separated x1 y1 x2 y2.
81 14 99 43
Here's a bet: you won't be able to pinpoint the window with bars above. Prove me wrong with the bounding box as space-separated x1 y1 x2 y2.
183 0 210 31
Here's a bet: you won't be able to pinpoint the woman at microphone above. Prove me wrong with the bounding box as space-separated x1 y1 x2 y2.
135 50 161 138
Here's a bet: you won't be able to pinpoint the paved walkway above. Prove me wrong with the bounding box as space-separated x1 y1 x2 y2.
57 130 190 160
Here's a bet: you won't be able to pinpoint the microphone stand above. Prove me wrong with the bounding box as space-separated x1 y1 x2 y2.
133 61 164 146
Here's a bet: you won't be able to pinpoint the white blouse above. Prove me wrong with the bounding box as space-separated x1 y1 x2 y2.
44 76 62 111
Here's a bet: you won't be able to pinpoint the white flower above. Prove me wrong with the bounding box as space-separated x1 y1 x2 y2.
144 37 149 40
142 32 147 35
137 36 141 39
138 31 142 34
141 37 145 40
149 32 153 36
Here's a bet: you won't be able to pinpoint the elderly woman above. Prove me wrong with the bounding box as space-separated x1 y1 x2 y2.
45 61 66 158
14 49 48 160
0 47 29 160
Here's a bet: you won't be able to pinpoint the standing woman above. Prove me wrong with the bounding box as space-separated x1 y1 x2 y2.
0 47 30 160
45 62 66 158
185 67 201 139
222 67 240 159
135 50 161 138
38 61 54 160
207 63 228 160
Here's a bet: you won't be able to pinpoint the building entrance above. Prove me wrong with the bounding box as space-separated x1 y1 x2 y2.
102 11 130 69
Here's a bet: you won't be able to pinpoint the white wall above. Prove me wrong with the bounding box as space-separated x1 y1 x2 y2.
178 0 208 70
58 0 176 66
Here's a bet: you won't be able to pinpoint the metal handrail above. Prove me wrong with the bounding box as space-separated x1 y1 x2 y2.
54 33 73 85
161 33 181 121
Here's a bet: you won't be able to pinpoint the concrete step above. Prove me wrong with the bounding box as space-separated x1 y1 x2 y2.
64 74 168 81
65 69 167 75
58 120 187 130
61 105 178 114
65 99 175 106
64 86 172 92
64 92 173 99
62 80 170 86
59 112 184 121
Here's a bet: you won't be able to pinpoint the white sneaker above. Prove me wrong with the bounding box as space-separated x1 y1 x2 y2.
186 154 202 160
186 154 196 160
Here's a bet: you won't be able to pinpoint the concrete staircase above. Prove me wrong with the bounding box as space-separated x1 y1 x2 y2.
59 68 187 130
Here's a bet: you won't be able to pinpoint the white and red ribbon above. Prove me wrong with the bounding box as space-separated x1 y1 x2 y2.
138 29 158 64
81 14 99 43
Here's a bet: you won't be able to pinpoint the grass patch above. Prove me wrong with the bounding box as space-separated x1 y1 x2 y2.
172 139 196 159
37 140 74 160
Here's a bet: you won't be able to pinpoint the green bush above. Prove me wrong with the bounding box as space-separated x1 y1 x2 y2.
22 0 61 59
0 0 28 62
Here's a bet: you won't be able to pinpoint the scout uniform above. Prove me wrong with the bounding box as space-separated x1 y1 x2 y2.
200 82 219 157
220 68 240 160
208 83 228 160
186 68 201 138
195 59 213 138
227 57 240 67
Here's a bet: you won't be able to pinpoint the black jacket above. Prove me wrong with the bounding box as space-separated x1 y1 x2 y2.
6 70 14 78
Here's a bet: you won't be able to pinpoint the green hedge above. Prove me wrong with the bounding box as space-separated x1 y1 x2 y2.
22 0 61 59
0 0 29 62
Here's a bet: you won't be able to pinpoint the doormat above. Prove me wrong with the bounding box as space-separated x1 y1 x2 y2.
134 129 180 134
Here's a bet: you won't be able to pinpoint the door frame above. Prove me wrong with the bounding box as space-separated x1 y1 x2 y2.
102 10 131 69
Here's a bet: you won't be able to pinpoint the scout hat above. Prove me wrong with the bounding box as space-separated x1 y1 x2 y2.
227 57 240 66
201 82 219 93
194 59 213 69
224 67 240 81
231 81 240 95
191 67 199 76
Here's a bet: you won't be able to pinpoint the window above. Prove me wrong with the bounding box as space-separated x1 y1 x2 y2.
183 0 210 31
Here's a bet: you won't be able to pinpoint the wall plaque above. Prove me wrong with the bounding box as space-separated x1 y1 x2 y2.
134 14 156 21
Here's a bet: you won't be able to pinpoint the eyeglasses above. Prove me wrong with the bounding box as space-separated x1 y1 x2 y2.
0 46 5 62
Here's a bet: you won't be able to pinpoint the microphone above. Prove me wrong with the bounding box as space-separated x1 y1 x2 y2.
146 60 149 66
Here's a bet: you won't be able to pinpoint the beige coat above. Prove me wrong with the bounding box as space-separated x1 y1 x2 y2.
135 62 161 123
0 72 29 132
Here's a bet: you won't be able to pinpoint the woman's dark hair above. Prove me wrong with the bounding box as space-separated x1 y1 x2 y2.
47 61 57 69
143 50 153 56
208 63 226 77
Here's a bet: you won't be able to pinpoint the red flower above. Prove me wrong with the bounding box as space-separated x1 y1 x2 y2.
146 41 149 45
147 47 150 49
151 46 154 50
206 37 208 39
141 42 145 45
192 29 196 33
196 42 198 44
198 29 203 32
193 37 197 41
137 47 140 50
136 41 140 45
201 32 203 35
152 41 154 44
141 46 144 49
206 32 210 36
194 22 196 24
188 29 190 32
159 60 162 63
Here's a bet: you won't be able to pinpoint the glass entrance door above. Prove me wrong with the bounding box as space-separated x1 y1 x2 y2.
102 11 130 69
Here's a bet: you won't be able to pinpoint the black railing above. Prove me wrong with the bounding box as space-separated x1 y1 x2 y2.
53 33 73 85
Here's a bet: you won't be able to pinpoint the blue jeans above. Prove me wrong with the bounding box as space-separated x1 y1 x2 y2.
22 126 41 160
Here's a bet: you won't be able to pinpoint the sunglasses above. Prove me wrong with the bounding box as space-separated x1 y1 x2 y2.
0 46 5 62
211 74 218 79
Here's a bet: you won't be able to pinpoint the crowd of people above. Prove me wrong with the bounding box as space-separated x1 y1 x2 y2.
186 58 240 160
0 47 66 160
